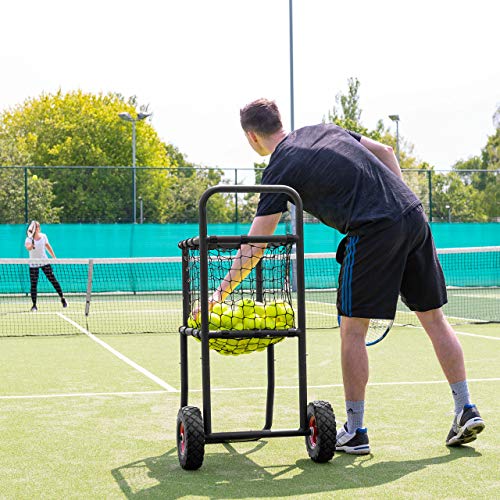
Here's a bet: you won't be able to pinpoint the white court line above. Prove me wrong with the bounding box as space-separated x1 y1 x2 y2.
57 313 177 392
2 377 499 400
0 390 169 400
408 325 500 341
305 307 500 341
201 377 500 392
454 330 500 341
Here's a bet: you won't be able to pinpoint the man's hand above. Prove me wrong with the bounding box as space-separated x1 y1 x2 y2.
190 212 281 324
192 297 217 323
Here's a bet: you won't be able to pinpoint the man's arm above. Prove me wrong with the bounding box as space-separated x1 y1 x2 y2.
359 136 402 179
209 213 282 304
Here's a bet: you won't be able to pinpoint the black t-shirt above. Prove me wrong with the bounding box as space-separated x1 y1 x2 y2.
256 123 421 234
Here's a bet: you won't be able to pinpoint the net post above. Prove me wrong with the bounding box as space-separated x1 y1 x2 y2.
85 259 94 317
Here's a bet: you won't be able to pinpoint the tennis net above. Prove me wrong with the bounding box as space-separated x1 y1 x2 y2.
0 257 183 337
0 247 498 337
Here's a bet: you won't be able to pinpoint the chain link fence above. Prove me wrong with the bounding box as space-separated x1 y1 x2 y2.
0 166 497 224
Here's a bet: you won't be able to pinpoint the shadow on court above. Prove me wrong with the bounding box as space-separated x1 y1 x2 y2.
111 442 481 498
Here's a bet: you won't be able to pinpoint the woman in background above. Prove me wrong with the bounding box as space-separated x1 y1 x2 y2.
25 221 67 312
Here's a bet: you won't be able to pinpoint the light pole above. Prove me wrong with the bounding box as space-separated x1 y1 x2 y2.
118 111 152 223
445 204 451 223
388 114 400 164
289 0 298 291
138 196 144 224
289 0 295 132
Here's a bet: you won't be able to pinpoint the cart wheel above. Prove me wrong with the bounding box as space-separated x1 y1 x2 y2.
305 400 336 463
177 406 205 470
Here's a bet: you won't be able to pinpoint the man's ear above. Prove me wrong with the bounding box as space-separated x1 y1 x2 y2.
246 130 259 144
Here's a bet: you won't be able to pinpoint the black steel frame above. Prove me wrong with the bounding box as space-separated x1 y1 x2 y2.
179 185 309 443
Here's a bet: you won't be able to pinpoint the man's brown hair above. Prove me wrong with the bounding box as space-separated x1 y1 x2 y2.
240 98 283 136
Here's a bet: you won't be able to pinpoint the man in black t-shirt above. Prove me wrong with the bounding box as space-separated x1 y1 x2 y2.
208 98 484 453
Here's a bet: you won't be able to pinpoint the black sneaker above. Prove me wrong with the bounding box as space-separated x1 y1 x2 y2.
336 423 370 455
61 297 68 308
30 305 38 312
446 404 485 446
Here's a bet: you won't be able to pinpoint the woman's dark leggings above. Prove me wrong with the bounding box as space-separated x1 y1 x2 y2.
29 265 64 305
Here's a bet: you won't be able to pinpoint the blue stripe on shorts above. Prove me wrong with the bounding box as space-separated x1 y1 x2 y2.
341 236 359 317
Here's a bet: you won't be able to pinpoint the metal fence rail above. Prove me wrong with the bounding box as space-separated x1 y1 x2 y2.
0 166 497 224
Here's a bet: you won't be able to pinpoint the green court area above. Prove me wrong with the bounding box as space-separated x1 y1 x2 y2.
1 321 498 498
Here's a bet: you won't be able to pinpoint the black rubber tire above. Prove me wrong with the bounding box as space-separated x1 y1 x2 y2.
305 400 337 463
177 406 205 470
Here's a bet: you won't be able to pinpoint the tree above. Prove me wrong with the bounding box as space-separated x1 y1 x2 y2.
430 171 488 222
449 123 499 220
324 77 432 211
0 90 174 222
324 77 429 170
159 144 235 223
324 77 380 139
237 161 268 222
0 137 61 223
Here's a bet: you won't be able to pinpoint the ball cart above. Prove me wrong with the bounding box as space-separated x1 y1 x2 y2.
177 185 336 470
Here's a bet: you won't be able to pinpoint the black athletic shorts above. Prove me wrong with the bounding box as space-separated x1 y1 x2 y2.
337 205 447 319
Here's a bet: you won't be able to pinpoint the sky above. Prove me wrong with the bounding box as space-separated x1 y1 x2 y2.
1 0 498 180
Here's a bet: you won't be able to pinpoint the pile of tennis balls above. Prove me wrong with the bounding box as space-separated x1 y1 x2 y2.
187 299 295 355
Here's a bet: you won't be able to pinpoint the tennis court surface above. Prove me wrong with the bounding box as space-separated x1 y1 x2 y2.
0 247 499 497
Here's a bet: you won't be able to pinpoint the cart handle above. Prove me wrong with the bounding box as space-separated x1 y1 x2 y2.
197 184 306 334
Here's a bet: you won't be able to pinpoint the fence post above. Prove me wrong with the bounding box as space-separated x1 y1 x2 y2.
234 168 238 222
427 170 433 221
24 167 29 224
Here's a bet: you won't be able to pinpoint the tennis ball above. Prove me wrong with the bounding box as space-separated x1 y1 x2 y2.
187 315 198 328
235 298 255 317
243 316 257 330
264 316 276 329
232 319 244 330
32 174 38 180
254 301 265 317
255 316 266 329
209 312 221 330
212 302 229 316
220 311 233 329
275 319 288 330
221 308 243 330
231 305 244 320
264 302 278 318
271 301 295 327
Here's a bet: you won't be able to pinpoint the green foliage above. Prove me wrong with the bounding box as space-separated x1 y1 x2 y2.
430 171 489 222
0 137 61 223
160 166 234 223
324 78 499 222
448 127 499 220
154 146 235 223
0 90 173 222
324 77 381 140
237 161 267 223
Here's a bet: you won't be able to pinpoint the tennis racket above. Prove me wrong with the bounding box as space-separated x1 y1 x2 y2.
27 220 37 248
336 236 393 346
338 315 393 346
